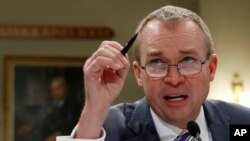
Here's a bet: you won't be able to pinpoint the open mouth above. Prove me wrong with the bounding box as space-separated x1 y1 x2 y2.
164 95 188 102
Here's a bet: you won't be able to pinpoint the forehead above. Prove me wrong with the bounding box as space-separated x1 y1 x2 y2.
138 18 207 60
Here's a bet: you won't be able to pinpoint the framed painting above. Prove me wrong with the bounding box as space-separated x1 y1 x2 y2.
4 56 86 141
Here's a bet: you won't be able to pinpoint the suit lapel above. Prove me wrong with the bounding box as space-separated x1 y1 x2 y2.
125 99 232 141
203 100 231 141
124 99 232 141
126 97 160 141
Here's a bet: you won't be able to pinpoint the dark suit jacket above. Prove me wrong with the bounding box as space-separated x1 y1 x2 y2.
103 97 250 141
41 97 81 139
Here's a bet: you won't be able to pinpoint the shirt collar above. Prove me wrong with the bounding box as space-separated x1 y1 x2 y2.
150 106 211 141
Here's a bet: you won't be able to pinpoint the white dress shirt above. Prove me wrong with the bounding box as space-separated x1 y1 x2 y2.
56 125 106 141
56 106 212 141
150 106 212 141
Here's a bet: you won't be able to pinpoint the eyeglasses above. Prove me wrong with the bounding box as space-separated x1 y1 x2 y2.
138 57 209 78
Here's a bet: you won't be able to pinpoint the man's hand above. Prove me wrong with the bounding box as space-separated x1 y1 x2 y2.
76 41 130 139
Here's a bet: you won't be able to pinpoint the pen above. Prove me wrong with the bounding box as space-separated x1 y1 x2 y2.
120 33 138 55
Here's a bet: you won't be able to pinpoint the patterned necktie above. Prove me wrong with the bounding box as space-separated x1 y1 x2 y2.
177 132 194 141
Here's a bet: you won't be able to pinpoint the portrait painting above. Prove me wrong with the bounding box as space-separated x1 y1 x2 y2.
4 56 85 141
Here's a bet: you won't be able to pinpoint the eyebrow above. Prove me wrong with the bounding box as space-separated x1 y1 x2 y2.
179 48 199 55
144 48 202 63
146 49 163 57
147 48 198 56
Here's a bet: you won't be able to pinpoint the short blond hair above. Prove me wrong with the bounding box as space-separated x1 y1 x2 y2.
134 5 214 60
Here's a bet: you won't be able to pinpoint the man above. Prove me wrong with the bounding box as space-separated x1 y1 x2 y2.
57 5 250 141
42 77 81 141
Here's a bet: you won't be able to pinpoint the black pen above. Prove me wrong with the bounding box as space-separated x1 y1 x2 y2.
120 33 138 55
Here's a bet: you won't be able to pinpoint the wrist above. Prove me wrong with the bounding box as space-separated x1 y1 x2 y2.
84 100 110 115
75 104 109 139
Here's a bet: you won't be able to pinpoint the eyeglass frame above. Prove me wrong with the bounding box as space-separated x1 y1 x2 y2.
136 55 211 78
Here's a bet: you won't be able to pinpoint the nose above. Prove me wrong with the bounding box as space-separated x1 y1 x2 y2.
163 66 185 86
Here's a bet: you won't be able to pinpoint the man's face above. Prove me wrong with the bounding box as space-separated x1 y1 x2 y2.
50 80 67 100
133 18 217 128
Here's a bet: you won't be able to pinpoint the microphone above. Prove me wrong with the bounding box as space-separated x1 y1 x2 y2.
187 121 202 141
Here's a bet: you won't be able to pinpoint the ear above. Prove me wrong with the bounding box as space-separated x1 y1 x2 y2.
133 61 143 87
208 54 218 81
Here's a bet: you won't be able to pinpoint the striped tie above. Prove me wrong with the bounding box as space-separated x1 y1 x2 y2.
177 132 194 141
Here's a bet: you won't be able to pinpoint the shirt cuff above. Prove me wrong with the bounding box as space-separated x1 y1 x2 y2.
56 125 106 141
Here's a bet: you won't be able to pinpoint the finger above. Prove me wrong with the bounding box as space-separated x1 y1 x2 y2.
116 58 130 79
96 56 124 71
85 41 121 66
85 48 120 68
100 41 129 63
86 43 128 68
85 56 123 75
101 44 129 66
88 51 130 80
100 41 123 50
